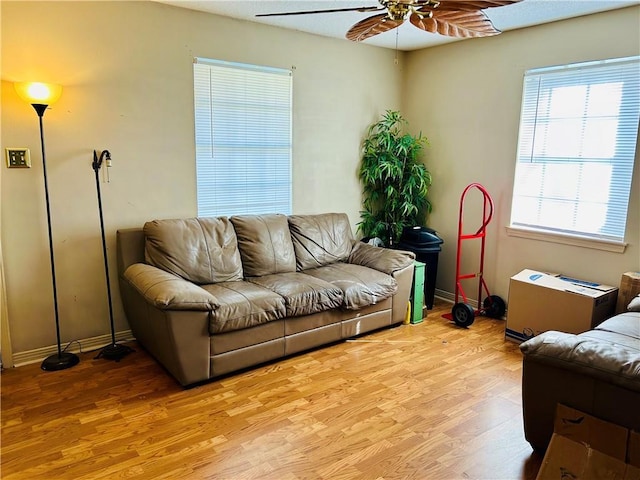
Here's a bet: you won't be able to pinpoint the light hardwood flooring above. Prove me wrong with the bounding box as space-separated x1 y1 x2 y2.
1 300 542 479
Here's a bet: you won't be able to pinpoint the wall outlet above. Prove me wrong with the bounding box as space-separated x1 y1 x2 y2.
5 148 31 168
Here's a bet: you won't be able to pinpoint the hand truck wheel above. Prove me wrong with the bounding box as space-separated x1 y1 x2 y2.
452 302 475 327
483 295 506 319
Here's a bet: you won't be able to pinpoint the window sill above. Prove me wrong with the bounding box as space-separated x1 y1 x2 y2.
505 226 627 253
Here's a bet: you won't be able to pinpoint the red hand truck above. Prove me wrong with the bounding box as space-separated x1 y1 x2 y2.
444 183 506 327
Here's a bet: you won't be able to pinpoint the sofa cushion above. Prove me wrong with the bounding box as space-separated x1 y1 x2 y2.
303 263 398 310
144 217 243 284
249 272 343 317
628 295 640 312
202 281 286 334
594 312 640 339
230 214 296 277
288 213 354 271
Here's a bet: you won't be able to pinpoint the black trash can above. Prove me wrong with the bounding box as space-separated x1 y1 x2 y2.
397 226 444 310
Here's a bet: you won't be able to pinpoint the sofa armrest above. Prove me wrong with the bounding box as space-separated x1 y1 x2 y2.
123 263 220 311
520 331 640 392
520 328 640 453
347 242 416 275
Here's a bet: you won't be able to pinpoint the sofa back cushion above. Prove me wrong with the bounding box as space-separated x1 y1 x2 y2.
144 217 243 284
230 214 296 277
288 213 354 271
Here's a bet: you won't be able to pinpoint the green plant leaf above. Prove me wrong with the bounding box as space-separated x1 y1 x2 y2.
358 110 433 243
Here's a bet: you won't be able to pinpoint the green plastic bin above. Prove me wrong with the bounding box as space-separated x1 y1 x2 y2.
411 261 426 324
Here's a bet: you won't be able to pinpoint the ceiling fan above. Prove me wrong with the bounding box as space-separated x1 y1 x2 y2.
257 0 523 42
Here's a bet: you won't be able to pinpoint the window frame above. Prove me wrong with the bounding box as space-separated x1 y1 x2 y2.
193 57 293 218
508 55 640 252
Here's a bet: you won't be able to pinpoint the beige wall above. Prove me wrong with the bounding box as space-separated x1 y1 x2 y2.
403 6 640 304
2 1 639 357
1 1 403 353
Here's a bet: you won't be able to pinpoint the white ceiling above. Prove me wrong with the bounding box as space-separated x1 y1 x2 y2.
156 0 639 51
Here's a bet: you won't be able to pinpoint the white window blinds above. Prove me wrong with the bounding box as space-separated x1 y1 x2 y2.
510 56 640 243
194 58 292 217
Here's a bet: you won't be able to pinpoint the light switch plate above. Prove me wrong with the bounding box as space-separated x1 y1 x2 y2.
5 148 31 168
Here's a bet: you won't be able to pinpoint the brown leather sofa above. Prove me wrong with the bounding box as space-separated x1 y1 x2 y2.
519 311 640 452
117 213 415 386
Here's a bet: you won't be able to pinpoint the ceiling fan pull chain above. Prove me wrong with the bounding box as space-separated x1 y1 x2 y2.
394 28 399 65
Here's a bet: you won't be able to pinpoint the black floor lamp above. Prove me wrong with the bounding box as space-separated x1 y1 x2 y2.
14 82 79 371
93 150 133 361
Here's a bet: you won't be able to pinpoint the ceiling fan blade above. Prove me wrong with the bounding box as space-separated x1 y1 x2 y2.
434 0 523 11
410 9 501 37
256 6 382 17
346 13 404 42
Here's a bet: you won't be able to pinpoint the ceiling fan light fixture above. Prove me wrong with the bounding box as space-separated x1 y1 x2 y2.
386 3 411 21
416 10 434 20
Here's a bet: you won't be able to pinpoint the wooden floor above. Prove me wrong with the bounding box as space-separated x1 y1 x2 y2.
1 300 542 479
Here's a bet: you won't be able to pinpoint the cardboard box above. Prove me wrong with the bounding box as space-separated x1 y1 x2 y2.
628 431 640 479
536 404 640 480
506 269 618 342
616 271 640 314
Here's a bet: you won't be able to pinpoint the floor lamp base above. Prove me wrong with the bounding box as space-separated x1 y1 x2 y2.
41 351 80 371
96 343 134 362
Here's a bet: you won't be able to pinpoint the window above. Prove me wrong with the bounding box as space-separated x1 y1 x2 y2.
509 56 640 249
193 57 292 217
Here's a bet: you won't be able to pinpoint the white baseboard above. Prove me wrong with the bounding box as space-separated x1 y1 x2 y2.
434 288 479 308
10 330 135 368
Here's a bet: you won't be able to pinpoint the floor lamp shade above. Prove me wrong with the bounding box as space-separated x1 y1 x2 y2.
14 82 62 105
14 81 79 371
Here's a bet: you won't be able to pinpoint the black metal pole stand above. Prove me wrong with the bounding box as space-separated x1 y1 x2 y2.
93 150 133 361
37 103 80 371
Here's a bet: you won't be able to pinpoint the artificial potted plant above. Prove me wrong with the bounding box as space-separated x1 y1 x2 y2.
357 110 432 246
